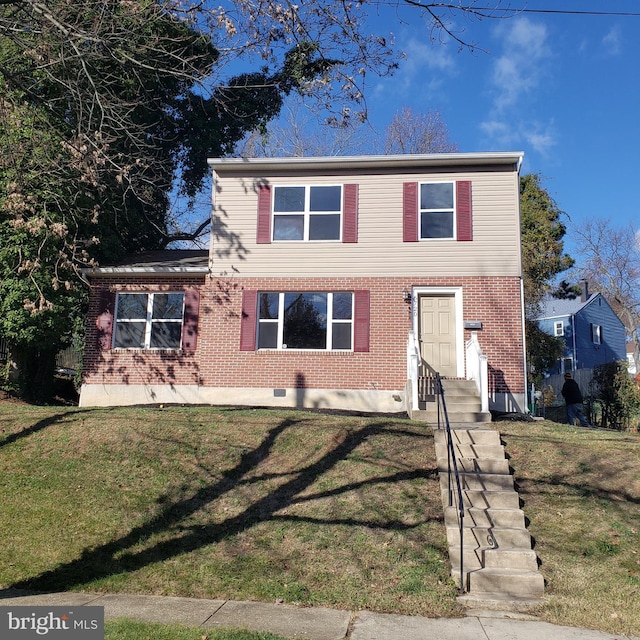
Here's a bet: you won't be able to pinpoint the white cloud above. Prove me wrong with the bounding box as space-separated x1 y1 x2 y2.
602 26 622 56
480 118 557 156
405 38 457 73
523 126 556 156
490 17 551 111
478 17 558 156
480 119 516 148
372 36 457 104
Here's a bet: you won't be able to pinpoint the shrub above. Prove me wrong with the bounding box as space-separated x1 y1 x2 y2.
590 361 640 430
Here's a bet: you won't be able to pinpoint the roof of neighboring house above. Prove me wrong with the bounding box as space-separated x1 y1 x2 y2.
536 294 596 320
207 152 525 174
84 250 209 278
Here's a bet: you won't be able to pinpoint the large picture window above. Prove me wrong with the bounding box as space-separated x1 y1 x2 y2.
420 182 455 239
257 292 353 350
114 292 185 349
273 185 342 241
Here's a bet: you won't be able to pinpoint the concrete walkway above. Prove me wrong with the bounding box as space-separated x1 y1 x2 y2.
1 590 638 640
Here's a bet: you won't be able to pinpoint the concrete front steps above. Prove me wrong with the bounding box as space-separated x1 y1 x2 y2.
435 426 545 612
410 378 492 423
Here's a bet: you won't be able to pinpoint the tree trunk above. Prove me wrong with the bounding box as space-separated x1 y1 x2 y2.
13 346 57 404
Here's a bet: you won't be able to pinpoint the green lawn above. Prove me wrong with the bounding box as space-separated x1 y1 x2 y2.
1 403 638 636
0 404 457 617
105 619 288 640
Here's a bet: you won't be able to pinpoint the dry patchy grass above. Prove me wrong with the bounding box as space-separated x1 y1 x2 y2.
4 403 639 636
0 404 459 617
500 420 640 636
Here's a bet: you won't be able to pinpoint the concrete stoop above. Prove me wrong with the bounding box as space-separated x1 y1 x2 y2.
435 426 545 612
409 379 492 423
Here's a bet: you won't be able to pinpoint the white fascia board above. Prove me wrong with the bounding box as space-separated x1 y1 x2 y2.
537 313 572 322
207 152 525 173
82 266 210 278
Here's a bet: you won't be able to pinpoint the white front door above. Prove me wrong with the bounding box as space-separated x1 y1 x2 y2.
419 295 457 377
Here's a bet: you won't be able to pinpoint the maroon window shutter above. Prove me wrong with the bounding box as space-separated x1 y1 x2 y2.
256 184 272 244
403 182 418 242
353 290 370 353
456 180 473 241
181 289 200 351
95 289 116 350
240 289 258 351
342 183 359 243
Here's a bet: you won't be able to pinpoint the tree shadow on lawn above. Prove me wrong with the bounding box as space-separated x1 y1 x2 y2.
0 409 105 450
0 413 68 450
3 417 440 595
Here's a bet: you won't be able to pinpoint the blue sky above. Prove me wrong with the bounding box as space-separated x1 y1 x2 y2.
362 2 640 261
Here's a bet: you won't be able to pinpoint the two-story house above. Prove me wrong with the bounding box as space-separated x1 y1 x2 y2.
535 281 627 376
79 153 527 415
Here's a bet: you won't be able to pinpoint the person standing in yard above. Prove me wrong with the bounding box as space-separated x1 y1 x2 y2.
561 372 592 428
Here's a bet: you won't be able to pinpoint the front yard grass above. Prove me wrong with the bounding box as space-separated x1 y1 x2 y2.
499 419 640 636
1 404 638 636
105 619 288 640
0 405 458 617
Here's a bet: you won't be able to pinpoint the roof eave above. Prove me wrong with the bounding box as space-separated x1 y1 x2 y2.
83 266 210 279
207 152 525 173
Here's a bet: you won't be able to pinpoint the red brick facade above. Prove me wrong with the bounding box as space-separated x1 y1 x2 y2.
83 274 524 397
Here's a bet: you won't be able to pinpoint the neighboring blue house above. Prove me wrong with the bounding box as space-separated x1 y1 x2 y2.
536 281 626 375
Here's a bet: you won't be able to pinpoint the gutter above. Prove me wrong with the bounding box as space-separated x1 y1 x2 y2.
82 266 210 279
207 151 525 173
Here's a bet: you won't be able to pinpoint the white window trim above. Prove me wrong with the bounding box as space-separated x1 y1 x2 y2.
411 286 465 377
592 323 602 345
419 181 456 241
114 292 185 350
272 184 343 242
554 321 564 337
257 292 353 351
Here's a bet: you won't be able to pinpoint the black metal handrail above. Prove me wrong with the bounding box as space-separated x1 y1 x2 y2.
435 373 466 593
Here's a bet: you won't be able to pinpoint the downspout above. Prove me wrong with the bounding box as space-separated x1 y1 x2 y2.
571 314 577 369
515 155 527 414
209 167 217 275
520 277 528 413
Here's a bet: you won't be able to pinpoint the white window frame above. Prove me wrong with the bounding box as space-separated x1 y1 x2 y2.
257 292 353 351
114 292 185 350
272 185 343 242
591 323 602 345
554 321 564 337
419 181 455 240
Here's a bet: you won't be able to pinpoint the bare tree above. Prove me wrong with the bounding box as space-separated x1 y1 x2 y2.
236 98 374 157
1 0 507 249
237 101 462 158
382 107 459 154
574 219 640 365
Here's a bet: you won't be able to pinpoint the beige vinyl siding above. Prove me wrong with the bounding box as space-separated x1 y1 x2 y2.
211 167 522 278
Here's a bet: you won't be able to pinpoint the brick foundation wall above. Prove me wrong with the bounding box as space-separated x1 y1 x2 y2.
83 275 525 396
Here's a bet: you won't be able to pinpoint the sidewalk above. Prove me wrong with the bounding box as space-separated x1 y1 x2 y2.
1 590 638 640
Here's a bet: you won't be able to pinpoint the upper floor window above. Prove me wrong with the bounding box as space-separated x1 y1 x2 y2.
114 292 185 349
273 185 342 241
420 182 455 239
257 291 353 350
554 321 564 337
591 323 602 345
403 180 471 242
